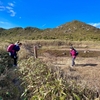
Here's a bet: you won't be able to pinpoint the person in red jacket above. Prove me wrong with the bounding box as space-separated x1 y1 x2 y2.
70 46 77 67
8 41 22 67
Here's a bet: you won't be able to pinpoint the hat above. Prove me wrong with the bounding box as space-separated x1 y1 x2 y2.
18 42 22 45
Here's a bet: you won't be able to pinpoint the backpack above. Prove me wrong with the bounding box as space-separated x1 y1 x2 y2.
7 44 15 52
74 49 79 56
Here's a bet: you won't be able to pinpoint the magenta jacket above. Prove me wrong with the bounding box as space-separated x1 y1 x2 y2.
70 49 76 58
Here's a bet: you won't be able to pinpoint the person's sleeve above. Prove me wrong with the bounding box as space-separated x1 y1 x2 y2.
70 50 72 55
15 46 20 51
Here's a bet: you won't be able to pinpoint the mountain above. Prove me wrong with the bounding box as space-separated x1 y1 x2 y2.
0 20 100 41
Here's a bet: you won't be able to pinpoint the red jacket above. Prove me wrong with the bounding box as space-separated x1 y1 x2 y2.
70 49 76 58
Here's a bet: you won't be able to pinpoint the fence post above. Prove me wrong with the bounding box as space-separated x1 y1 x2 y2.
34 45 38 58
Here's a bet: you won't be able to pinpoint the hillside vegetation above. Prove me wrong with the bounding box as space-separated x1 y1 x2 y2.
0 20 100 100
0 20 100 41
0 49 99 100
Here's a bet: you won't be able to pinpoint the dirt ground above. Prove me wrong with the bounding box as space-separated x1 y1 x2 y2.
39 48 100 92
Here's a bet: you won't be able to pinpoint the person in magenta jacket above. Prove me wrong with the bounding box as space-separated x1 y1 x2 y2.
70 46 77 67
8 42 22 67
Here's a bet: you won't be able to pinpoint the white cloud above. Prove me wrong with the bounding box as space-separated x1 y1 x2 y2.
0 6 5 11
9 9 16 16
41 24 46 27
0 21 8 24
0 21 4 24
8 3 14 7
0 21 11 29
0 21 17 29
6 6 16 16
89 23 100 28
7 2 16 17
6 6 13 10
0 1 16 17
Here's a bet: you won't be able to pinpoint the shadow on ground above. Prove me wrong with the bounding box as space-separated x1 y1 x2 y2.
76 63 98 67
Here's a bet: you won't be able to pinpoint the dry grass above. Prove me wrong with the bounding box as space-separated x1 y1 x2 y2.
21 40 100 49
0 40 100 99
40 55 100 93
17 57 99 100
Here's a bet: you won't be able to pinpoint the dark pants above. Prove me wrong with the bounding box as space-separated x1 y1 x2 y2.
72 57 76 66
11 55 18 66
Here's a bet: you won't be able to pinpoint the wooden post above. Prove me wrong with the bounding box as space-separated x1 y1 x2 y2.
34 45 38 58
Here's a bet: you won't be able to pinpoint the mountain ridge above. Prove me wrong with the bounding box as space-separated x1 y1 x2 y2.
0 20 99 30
0 20 100 41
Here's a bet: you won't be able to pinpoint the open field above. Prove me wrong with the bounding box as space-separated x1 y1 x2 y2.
28 40 100 92
40 55 100 90
14 40 100 92
0 40 100 99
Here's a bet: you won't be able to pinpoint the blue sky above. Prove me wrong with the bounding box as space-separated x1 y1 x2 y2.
0 0 100 29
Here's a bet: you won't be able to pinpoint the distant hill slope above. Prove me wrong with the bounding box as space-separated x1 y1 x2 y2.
0 20 100 41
